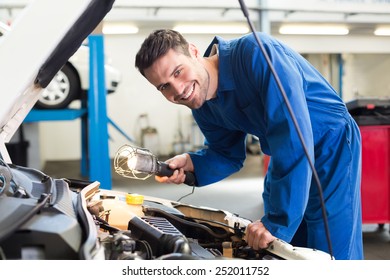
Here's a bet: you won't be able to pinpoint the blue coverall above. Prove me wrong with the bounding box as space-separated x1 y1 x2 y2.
188 33 363 260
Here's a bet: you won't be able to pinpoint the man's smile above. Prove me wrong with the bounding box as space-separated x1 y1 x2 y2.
179 83 195 101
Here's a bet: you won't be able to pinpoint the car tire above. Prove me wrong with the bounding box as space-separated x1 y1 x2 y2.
35 63 81 109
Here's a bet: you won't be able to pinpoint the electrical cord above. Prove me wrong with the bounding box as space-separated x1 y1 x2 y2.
238 0 334 259
177 186 195 202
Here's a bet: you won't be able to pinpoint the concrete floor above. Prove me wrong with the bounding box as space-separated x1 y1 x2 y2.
43 154 390 260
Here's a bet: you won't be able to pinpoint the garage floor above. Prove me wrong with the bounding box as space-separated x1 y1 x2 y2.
43 154 390 260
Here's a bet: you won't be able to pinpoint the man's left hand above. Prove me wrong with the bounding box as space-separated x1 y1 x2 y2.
245 220 276 250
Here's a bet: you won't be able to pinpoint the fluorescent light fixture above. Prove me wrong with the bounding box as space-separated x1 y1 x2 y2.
173 24 249 34
103 23 139 35
279 24 349 35
374 27 390 36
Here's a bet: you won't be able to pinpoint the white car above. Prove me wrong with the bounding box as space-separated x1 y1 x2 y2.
0 21 121 109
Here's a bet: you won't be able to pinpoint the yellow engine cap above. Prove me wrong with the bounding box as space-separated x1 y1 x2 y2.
126 193 144 205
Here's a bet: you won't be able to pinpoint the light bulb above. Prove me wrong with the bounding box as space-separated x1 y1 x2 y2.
127 156 140 174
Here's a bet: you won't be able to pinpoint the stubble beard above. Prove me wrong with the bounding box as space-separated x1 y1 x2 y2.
189 66 210 110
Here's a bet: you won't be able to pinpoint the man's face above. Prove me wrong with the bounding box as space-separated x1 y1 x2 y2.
144 48 210 109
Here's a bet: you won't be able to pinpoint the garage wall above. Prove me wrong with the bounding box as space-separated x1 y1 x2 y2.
342 54 390 101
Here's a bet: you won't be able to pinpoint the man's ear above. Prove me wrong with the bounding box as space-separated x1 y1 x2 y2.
188 44 199 58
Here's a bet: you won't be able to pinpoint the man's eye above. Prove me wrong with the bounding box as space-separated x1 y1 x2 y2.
160 84 168 91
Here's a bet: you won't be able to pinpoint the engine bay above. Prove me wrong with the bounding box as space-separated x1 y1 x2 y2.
92 189 258 260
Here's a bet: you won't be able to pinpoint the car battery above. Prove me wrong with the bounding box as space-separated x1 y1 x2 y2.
347 98 390 225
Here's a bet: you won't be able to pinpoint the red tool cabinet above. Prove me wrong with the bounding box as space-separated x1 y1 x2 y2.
359 125 390 224
347 98 390 225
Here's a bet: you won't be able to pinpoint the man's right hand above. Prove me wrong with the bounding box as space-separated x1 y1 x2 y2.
155 153 194 185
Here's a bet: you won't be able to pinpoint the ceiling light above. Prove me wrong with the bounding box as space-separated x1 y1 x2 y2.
279 24 349 35
374 27 390 36
173 24 249 34
103 23 139 35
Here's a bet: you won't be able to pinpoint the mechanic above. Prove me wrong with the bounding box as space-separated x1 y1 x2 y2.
134 29 363 260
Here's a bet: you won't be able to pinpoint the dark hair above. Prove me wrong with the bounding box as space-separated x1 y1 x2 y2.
135 29 190 76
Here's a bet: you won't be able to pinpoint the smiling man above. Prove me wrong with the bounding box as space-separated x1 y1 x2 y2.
134 29 364 260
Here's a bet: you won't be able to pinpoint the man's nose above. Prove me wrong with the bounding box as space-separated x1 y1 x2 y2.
172 82 184 101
